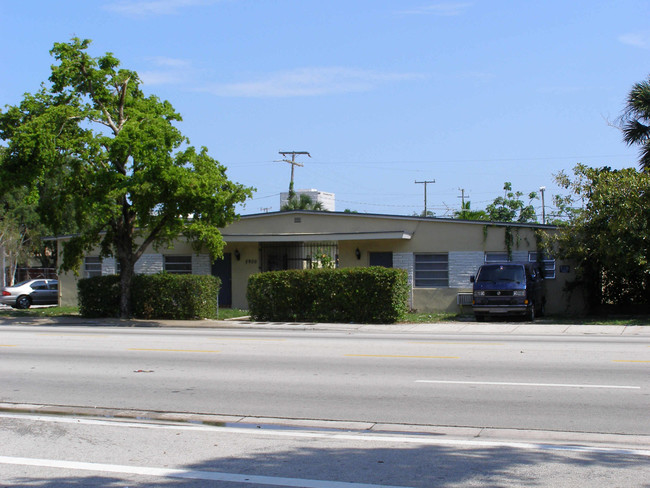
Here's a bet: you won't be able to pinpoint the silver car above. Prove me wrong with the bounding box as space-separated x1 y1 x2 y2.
1 279 59 309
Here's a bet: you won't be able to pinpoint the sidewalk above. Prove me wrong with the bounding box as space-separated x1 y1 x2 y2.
1 315 649 336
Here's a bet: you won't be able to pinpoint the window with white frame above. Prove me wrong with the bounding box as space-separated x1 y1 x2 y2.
84 257 102 278
414 253 448 288
485 252 509 263
528 252 556 279
164 255 192 274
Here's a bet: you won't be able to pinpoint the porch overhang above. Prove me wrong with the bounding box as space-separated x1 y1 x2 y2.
221 231 412 243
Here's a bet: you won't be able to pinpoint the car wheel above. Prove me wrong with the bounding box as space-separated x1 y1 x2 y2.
16 295 31 309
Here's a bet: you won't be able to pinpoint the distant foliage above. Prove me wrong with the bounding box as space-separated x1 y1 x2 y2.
78 274 220 319
247 267 410 324
486 182 538 223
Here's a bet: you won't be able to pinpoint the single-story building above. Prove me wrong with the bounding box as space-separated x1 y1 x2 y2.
56 211 583 315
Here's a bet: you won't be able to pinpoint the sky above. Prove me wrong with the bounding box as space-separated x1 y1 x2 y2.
2 0 650 219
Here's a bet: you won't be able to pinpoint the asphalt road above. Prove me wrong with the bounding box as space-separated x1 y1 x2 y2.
1 325 648 435
1 322 649 487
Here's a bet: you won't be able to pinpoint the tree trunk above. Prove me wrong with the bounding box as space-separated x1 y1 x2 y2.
115 224 135 319
118 258 134 319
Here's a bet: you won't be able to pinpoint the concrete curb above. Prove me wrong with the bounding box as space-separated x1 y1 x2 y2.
1 315 650 335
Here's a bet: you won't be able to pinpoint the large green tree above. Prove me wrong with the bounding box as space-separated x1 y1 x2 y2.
548 164 650 310
0 39 252 317
620 75 650 171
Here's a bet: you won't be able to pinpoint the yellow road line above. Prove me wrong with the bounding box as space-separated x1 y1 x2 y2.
0 345 17 347
38 334 108 337
210 338 286 342
409 342 503 346
128 348 221 353
345 354 458 359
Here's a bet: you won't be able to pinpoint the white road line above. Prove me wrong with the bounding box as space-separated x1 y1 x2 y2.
2 413 650 458
0 456 410 488
415 380 641 389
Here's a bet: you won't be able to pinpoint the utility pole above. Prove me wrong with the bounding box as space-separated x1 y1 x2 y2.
278 151 310 198
539 186 546 224
415 180 435 216
457 188 468 208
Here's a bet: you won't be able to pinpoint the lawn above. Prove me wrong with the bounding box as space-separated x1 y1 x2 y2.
0 306 647 325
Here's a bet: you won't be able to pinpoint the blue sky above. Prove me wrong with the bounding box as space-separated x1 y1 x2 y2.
2 0 649 218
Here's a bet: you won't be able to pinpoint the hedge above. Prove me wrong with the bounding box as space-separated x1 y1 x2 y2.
78 273 221 319
247 267 409 324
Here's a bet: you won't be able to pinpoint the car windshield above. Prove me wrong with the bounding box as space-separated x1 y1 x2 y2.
477 265 525 283
11 280 31 287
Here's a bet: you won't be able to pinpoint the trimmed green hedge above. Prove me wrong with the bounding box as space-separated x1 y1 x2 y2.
247 267 409 324
78 274 221 319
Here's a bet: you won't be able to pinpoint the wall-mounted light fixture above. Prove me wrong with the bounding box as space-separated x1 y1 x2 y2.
355 248 361 260
234 249 241 261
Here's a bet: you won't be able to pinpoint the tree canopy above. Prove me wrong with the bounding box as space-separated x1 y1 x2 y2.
0 38 253 317
485 182 538 223
620 75 650 171
281 193 325 211
548 164 650 311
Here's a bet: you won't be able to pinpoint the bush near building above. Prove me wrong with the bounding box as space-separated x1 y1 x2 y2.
78 274 220 319
247 267 410 324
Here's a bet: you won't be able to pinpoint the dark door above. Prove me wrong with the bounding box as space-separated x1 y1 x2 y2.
211 253 232 307
369 252 393 268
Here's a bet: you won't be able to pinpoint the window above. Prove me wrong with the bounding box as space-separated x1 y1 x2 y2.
164 255 192 274
528 252 556 279
485 252 509 263
84 257 102 278
414 253 448 287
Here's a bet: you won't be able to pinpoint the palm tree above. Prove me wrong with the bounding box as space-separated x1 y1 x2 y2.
621 76 650 171
281 193 325 211
454 201 488 221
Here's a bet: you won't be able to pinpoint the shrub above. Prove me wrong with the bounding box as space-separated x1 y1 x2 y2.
131 274 220 319
78 275 121 318
247 267 409 324
78 273 220 319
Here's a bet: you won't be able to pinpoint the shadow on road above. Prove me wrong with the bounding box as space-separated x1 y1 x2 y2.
8 441 649 487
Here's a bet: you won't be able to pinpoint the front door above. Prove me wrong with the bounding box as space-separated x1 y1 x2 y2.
211 253 232 307
369 252 393 268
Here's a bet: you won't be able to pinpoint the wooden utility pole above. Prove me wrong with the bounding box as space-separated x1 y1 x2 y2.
415 179 435 216
458 188 468 207
279 151 310 197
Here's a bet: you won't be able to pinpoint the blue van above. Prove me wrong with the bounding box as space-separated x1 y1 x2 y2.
470 262 546 321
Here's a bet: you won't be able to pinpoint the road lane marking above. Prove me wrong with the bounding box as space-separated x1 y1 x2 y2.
346 354 458 359
409 342 503 346
613 360 650 363
0 455 409 488
127 348 221 353
0 345 17 347
415 380 641 389
2 414 650 458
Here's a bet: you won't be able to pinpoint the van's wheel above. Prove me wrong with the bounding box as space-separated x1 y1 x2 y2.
527 302 535 322
16 295 32 309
